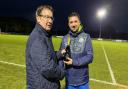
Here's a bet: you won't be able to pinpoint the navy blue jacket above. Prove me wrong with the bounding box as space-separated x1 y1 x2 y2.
26 23 65 89
59 29 93 86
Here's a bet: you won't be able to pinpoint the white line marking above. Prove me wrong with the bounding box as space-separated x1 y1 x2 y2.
117 83 128 88
90 78 114 85
100 41 116 84
0 60 128 88
0 60 25 67
90 78 128 88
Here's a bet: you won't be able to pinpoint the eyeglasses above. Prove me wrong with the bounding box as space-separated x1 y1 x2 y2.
39 15 54 21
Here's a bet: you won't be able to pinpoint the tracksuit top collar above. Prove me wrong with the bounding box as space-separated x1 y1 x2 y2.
69 25 84 37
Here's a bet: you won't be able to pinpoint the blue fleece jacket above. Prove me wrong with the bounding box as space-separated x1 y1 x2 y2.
59 29 93 86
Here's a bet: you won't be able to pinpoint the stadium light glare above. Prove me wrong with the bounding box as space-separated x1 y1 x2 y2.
96 8 107 40
97 8 107 19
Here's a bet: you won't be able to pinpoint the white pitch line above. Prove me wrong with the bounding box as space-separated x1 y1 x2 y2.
100 41 116 84
0 60 128 88
116 83 128 89
0 60 25 67
90 78 128 88
90 78 114 85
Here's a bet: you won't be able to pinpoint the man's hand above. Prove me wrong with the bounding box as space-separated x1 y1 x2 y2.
64 57 73 65
61 49 66 57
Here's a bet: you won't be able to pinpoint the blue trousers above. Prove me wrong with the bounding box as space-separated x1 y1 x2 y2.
66 83 89 89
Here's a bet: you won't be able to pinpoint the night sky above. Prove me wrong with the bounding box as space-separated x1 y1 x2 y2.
0 0 128 34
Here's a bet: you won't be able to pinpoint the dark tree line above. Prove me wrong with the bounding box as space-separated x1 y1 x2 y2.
0 17 127 40
0 17 34 34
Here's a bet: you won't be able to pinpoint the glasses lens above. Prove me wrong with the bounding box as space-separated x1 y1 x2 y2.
40 15 54 21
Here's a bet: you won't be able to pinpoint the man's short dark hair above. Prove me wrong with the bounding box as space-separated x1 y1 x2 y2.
36 5 53 16
68 12 80 20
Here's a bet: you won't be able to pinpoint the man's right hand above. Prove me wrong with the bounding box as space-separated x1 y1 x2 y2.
61 49 66 57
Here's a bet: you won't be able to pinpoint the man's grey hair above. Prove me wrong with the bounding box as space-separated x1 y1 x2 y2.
36 5 53 17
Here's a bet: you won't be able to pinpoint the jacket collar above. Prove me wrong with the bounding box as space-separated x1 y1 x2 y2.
35 23 52 37
69 25 84 37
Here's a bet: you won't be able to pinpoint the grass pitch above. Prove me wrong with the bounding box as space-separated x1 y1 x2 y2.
0 34 128 89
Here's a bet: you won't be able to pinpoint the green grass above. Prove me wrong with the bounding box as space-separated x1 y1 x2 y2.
102 41 128 85
90 40 112 82
0 34 128 89
0 63 25 89
0 35 27 64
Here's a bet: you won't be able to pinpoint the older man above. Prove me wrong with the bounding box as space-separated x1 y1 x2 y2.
26 5 65 89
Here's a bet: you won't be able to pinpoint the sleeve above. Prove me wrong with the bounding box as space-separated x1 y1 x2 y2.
72 35 93 66
57 37 65 71
30 38 65 80
56 37 65 59
56 37 66 59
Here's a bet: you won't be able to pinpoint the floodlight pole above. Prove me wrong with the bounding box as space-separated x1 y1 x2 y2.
99 20 102 39
97 8 107 39
0 27 1 34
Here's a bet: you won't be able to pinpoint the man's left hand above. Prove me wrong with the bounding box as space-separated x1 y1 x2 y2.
64 57 73 65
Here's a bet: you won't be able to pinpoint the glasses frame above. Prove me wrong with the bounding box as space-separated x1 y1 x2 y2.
39 15 54 21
